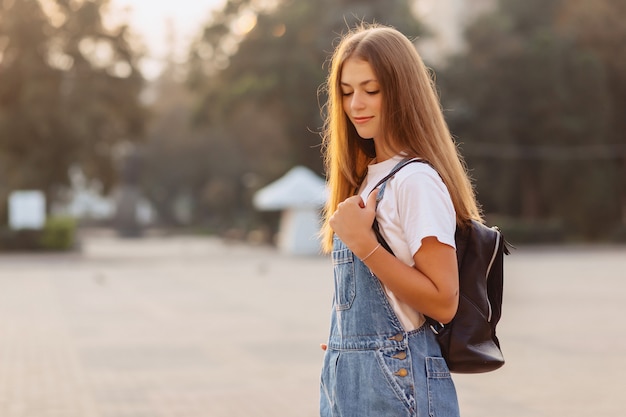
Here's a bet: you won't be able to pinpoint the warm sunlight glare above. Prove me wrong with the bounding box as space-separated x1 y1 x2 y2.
233 11 258 36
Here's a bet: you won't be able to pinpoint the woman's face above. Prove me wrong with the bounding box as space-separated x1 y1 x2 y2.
340 58 383 143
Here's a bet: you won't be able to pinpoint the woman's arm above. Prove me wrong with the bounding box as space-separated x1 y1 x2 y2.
329 190 459 324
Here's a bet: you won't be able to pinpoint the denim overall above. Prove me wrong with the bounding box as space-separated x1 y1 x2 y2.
320 236 460 417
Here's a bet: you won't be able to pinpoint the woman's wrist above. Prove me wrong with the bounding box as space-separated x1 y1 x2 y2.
360 243 381 261
353 236 382 261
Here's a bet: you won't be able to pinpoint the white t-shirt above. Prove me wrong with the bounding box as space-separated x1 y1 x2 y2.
358 154 456 331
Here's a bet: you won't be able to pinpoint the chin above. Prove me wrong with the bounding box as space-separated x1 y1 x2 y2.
356 130 374 139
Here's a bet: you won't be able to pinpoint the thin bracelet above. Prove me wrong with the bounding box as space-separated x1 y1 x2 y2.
361 243 381 262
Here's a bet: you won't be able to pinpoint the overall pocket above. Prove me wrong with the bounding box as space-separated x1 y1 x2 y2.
332 248 355 310
425 357 460 417
334 350 412 417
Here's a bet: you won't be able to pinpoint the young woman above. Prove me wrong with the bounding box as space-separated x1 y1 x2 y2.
319 24 482 417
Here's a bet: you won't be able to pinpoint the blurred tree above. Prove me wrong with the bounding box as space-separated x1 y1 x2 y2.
188 0 422 174
180 0 423 235
141 62 243 230
439 0 620 239
557 0 626 228
0 0 145 221
139 22 244 231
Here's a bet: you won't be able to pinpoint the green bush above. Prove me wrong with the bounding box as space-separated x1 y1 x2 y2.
39 217 77 250
0 216 77 251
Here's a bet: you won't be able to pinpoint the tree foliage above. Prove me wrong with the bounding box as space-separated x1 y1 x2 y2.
0 0 145 218
557 0 626 227
155 0 423 233
188 0 422 172
140 60 245 229
439 0 626 240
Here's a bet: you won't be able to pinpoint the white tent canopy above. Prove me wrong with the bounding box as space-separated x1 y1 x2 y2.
253 166 327 255
253 166 327 210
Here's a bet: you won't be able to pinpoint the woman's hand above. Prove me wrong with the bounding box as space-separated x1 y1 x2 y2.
329 189 379 257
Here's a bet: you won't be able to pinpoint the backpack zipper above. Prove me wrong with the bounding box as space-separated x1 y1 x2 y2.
485 230 501 322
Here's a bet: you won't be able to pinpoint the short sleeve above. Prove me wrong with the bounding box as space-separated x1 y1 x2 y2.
394 168 456 256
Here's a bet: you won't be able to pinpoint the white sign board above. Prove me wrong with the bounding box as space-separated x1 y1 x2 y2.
8 190 46 230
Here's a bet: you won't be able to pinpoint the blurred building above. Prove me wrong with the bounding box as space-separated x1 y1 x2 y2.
415 0 496 67
52 167 155 227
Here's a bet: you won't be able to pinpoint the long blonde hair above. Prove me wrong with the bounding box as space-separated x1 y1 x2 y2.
320 24 482 253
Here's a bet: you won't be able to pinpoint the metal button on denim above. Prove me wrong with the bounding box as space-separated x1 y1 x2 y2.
394 368 408 377
393 351 407 360
389 333 404 342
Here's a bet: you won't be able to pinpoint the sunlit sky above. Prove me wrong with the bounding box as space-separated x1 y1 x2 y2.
108 0 226 78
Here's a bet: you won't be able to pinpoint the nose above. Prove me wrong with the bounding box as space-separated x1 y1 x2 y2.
349 91 366 112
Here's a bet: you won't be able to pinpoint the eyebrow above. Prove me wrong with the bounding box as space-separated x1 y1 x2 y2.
340 79 378 87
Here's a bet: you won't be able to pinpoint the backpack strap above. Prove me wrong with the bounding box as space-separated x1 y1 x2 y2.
370 158 425 204
369 157 427 254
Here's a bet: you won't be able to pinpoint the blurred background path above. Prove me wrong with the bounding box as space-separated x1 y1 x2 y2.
0 232 624 416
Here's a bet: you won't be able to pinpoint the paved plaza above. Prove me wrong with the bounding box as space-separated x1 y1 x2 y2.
0 231 624 417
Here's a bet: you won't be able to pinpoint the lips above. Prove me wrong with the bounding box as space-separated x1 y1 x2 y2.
352 116 373 124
